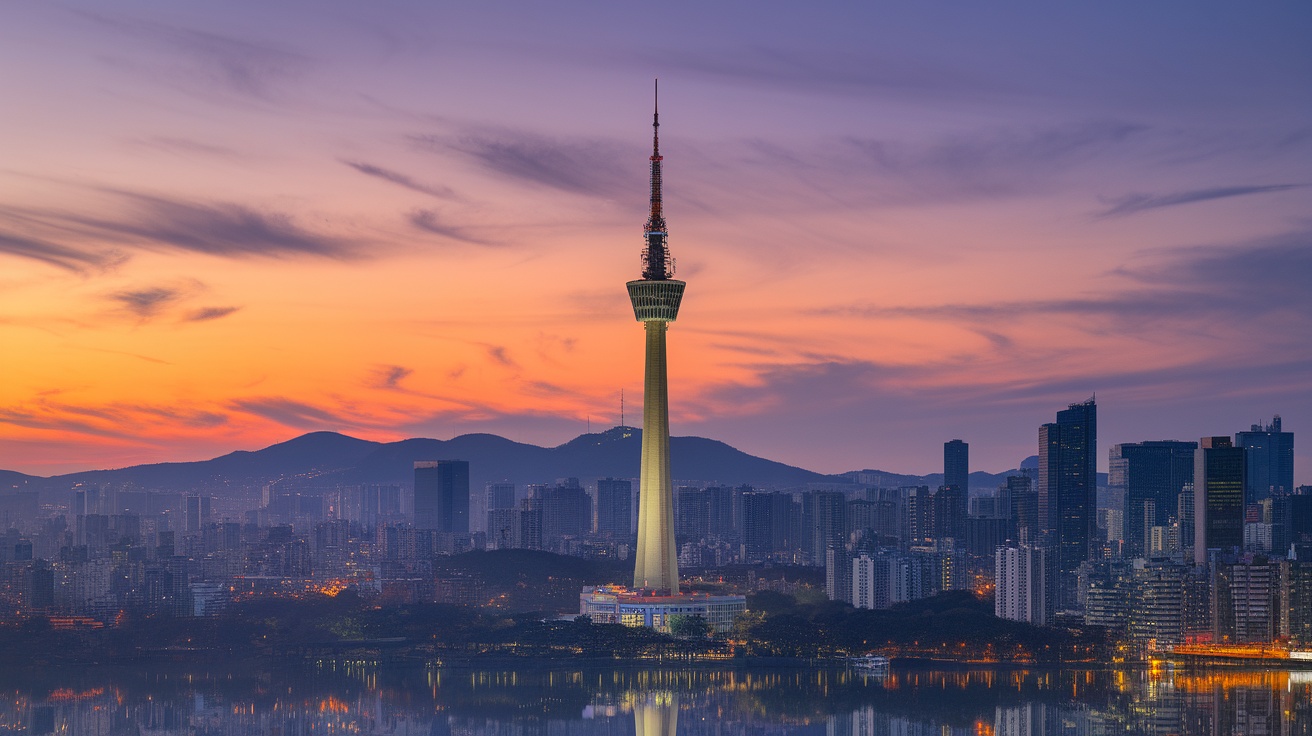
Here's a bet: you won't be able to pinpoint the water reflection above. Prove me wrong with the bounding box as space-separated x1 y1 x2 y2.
634 691 678 736
0 663 1306 734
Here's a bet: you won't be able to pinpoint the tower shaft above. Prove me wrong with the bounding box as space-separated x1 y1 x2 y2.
633 320 679 592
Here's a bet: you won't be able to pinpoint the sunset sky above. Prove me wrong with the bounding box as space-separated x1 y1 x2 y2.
1 2 1310 480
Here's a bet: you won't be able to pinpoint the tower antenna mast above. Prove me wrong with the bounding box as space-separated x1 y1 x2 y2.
641 79 672 280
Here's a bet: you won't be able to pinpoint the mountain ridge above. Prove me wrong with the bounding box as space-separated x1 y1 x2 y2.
2 429 1064 498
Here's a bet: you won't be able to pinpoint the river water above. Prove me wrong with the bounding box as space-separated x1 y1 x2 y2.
0 662 1306 734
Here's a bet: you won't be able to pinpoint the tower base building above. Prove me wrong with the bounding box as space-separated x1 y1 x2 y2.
580 585 746 633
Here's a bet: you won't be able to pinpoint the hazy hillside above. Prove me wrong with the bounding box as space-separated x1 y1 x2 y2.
8 427 831 497
0 470 36 492
1 429 1098 498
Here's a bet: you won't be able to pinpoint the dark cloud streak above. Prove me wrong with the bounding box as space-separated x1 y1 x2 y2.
341 160 456 199
183 306 241 322
0 190 358 269
229 397 348 429
423 130 634 197
409 209 497 246
1098 184 1303 217
0 231 111 272
109 286 182 319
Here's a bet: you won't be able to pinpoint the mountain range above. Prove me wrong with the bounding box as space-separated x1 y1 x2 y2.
0 428 1059 500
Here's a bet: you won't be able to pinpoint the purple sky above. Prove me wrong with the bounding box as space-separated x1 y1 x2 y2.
0 1 1309 480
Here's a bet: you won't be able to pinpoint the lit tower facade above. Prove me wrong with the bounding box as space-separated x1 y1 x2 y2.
580 85 745 633
628 81 683 593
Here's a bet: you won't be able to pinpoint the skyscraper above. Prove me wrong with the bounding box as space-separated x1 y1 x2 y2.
1038 397 1096 607
939 439 969 544
535 479 592 551
944 439 969 494
413 460 469 534
628 83 684 593
1109 440 1196 558
1194 437 1245 565
1236 415 1294 501
595 478 633 537
809 490 847 564
1007 474 1039 544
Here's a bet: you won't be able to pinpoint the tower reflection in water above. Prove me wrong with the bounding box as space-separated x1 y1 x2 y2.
633 690 678 736
0 665 1307 734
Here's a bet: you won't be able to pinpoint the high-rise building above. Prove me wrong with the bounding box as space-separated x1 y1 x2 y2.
825 545 855 603
534 479 591 551
904 485 934 544
1282 557 1312 645
934 484 966 542
413 461 470 534
740 491 795 562
486 483 515 512
853 552 908 610
595 478 633 537
676 486 710 541
1193 437 1245 565
1038 398 1097 606
1236 416 1294 502
1127 559 1189 646
487 508 520 549
1109 440 1196 558
705 486 736 541
1007 474 1039 544
479 482 513 537
185 495 211 533
1212 557 1277 643
809 491 847 565
996 544 1048 625
944 439 969 495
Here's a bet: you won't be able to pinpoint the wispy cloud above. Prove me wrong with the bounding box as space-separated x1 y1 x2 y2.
0 189 360 269
109 286 183 319
87 190 358 259
371 364 413 390
409 209 497 246
342 160 456 199
1097 184 1303 217
819 230 1312 329
0 230 117 272
422 129 635 197
78 10 309 102
0 399 227 440
183 306 241 322
229 397 350 429
485 345 517 368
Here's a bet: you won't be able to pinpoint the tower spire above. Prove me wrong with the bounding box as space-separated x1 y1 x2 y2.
641 78 672 280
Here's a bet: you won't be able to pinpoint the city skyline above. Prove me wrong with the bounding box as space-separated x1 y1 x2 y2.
2 2 1311 479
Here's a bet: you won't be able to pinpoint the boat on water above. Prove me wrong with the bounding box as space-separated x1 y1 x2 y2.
848 655 891 674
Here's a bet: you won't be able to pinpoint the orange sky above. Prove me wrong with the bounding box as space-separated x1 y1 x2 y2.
1 2 1310 479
